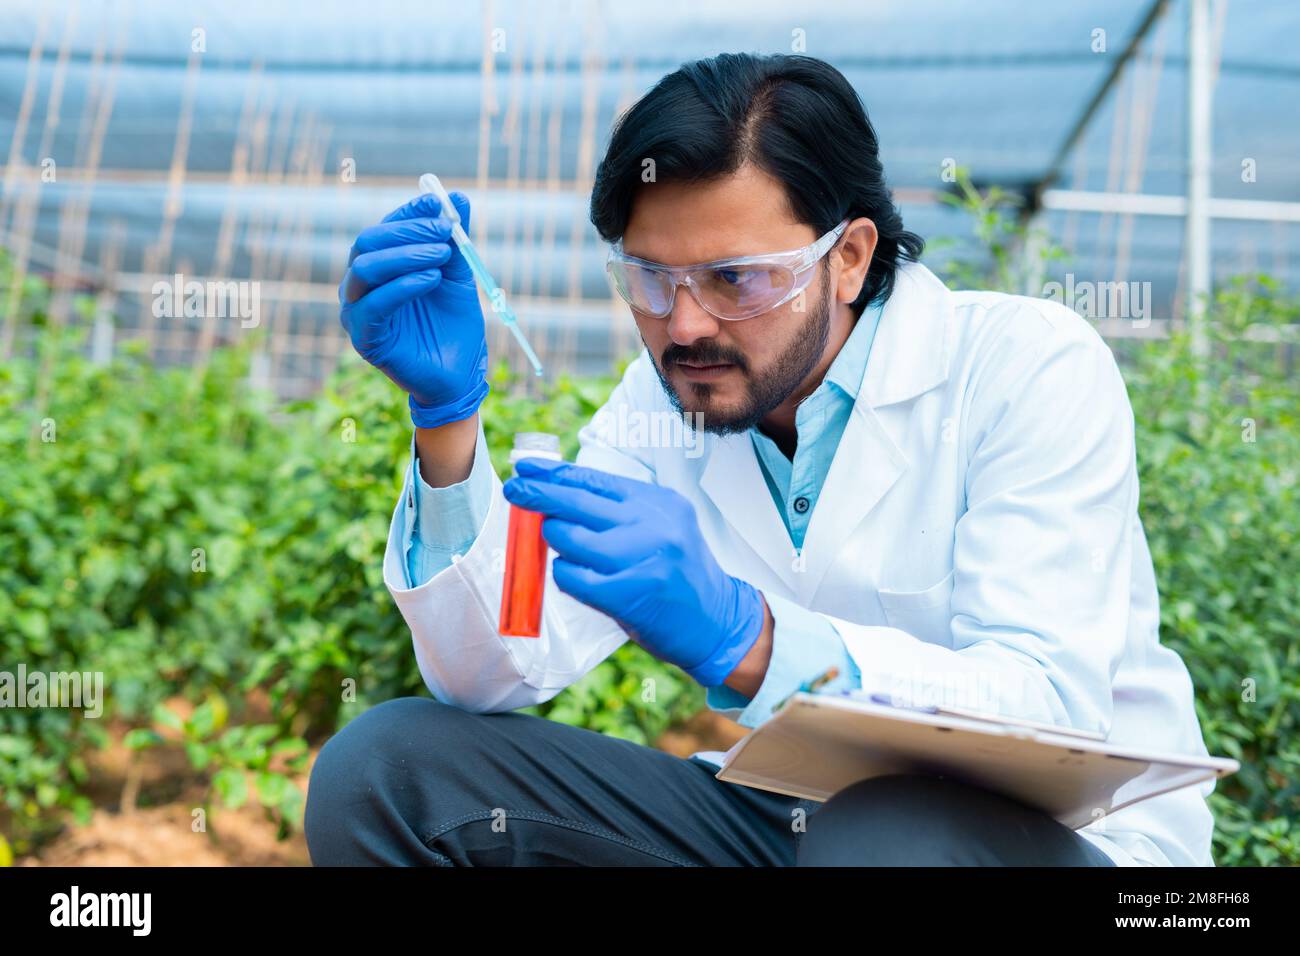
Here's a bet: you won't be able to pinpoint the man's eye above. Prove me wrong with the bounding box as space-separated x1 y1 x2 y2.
712 268 750 286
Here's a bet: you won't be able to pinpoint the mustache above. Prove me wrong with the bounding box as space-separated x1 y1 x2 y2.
663 343 747 372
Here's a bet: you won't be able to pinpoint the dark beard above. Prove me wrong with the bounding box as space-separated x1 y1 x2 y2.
646 263 833 436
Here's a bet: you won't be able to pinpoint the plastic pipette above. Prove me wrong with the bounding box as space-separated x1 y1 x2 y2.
418 173 544 377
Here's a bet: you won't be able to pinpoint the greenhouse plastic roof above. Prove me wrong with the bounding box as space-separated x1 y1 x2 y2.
1 0 1297 386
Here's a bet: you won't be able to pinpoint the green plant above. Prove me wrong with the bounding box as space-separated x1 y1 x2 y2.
3 203 1295 865
931 166 1067 294
126 694 309 839
1122 275 1300 865
0 254 699 852
1 285 295 850
936 181 1300 865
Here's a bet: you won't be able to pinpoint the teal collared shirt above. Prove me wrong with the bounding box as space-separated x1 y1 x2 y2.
705 299 882 722
400 300 884 736
750 299 883 552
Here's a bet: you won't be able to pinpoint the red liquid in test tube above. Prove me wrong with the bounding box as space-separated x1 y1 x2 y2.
499 432 561 637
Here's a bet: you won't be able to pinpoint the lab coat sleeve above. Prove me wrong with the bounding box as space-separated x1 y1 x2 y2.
706 592 861 729
830 323 1136 737
401 427 496 588
381 369 655 714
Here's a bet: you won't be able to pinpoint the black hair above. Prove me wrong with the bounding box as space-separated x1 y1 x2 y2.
590 52 924 314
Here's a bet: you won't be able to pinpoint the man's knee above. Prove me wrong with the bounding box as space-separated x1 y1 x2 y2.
310 697 453 785
798 773 1026 866
304 697 475 863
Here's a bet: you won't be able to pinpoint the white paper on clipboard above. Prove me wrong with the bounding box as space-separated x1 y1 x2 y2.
712 692 1239 830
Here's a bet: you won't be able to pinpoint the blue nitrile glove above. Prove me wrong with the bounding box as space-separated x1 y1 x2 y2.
502 458 766 687
339 190 489 428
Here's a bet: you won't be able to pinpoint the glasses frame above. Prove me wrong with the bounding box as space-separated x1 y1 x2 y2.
605 217 852 321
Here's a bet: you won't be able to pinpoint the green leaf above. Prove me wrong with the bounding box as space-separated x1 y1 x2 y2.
151 704 184 733
123 729 164 750
188 700 218 738
254 771 290 808
212 767 248 810
183 741 211 771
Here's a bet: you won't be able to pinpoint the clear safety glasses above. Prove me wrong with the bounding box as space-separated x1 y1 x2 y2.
605 218 851 321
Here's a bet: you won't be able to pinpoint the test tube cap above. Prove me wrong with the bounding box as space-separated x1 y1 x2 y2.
509 432 562 465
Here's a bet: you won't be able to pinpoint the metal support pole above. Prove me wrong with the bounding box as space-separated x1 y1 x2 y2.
1020 210 1048 298
1186 0 1213 352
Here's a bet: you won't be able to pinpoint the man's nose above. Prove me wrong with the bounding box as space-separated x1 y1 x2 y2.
665 283 721 347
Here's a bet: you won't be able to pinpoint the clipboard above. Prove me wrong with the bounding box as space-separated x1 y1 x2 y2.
712 692 1239 830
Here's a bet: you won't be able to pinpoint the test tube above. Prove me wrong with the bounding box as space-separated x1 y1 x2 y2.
499 432 562 637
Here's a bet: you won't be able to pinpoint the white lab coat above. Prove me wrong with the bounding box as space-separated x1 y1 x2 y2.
382 260 1218 867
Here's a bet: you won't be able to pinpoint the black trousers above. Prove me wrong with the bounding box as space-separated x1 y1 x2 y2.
304 697 1115 867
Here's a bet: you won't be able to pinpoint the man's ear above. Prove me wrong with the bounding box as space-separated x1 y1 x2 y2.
833 218 878 304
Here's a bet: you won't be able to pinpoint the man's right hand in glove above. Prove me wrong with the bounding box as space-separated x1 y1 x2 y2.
339 190 490 431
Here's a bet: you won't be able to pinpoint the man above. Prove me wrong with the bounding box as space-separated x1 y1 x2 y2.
306 52 1217 866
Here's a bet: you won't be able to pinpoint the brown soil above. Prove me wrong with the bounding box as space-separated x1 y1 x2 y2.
18 708 743 866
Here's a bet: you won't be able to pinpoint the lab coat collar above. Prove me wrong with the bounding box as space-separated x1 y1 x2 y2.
861 260 954 408
700 260 953 598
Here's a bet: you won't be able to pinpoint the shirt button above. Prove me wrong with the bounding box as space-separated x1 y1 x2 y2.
793 496 810 514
